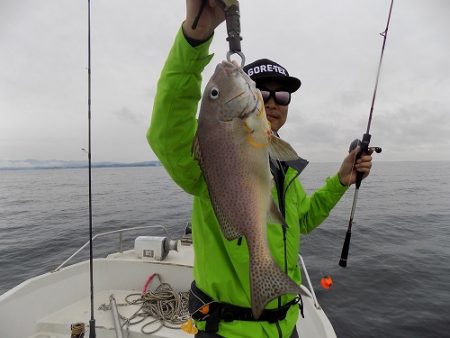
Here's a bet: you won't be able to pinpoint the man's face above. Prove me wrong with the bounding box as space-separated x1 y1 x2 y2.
256 81 290 133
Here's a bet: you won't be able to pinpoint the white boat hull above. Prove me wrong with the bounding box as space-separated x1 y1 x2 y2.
0 239 336 338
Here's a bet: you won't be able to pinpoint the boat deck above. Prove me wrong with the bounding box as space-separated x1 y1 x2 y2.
30 289 187 338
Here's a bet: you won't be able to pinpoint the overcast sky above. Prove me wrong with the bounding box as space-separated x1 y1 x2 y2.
1 0 449 165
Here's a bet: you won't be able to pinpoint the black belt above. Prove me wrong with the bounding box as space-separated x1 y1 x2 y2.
189 281 303 333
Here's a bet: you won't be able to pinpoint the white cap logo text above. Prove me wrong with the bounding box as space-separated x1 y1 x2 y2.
246 64 287 77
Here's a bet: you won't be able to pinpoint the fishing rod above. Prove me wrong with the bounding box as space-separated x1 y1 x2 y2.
87 0 96 336
339 0 394 268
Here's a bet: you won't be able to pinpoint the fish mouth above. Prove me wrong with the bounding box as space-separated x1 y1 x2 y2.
219 60 241 79
216 61 260 120
224 90 246 105
222 83 259 121
241 90 260 120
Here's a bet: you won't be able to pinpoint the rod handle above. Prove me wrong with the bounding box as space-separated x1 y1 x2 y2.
339 230 352 267
89 319 96 338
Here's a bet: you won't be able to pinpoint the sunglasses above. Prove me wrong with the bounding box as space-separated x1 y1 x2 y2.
258 88 291 106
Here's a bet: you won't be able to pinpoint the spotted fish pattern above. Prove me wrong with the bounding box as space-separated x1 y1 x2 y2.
193 61 308 318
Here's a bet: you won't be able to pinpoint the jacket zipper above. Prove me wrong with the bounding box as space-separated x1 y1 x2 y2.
273 161 301 338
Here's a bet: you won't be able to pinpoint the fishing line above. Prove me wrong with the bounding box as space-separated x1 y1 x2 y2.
339 0 394 268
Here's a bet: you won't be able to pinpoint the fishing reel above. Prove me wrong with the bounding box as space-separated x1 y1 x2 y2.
348 138 382 154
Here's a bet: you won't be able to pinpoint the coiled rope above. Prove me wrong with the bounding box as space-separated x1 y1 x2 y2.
99 274 190 336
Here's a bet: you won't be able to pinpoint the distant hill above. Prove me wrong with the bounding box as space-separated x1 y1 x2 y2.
0 159 161 170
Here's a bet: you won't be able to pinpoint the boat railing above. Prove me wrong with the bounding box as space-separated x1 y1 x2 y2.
53 225 322 311
53 225 170 272
298 254 321 310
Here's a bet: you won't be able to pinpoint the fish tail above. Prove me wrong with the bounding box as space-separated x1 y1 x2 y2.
248 244 305 319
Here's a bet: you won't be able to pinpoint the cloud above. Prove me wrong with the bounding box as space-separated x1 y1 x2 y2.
377 100 450 144
112 107 143 124
0 0 449 163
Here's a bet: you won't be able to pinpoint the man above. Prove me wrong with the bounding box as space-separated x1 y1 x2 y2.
147 1 373 337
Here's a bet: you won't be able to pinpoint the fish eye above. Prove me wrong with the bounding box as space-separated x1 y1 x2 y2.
209 87 220 100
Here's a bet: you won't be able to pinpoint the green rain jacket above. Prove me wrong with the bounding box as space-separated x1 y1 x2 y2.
148 28 348 338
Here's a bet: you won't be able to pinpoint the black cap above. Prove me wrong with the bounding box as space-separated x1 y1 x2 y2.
243 58 301 93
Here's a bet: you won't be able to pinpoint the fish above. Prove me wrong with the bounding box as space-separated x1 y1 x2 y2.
193 60 308 319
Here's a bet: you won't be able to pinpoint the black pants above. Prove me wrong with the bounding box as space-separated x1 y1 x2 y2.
195 326 299 338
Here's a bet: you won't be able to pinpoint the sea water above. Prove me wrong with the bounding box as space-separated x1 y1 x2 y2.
1 162 449 337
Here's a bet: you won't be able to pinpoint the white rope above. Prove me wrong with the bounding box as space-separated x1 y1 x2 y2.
99 274 190 336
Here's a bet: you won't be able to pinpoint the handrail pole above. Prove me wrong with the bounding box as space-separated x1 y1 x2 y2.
298 254 321 310
53 225 170 272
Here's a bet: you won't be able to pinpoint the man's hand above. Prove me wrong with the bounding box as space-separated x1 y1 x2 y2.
338 146 373 186
183 0 226 41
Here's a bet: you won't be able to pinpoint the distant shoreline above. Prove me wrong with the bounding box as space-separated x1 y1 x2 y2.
0 161 161 171
1 159 448 171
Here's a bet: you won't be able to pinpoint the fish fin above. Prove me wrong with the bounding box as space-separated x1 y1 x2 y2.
192 131 201 160
268 135 300 162
221 220 243 240
268 200 288 228
210 196 243 240
248 246 309 319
